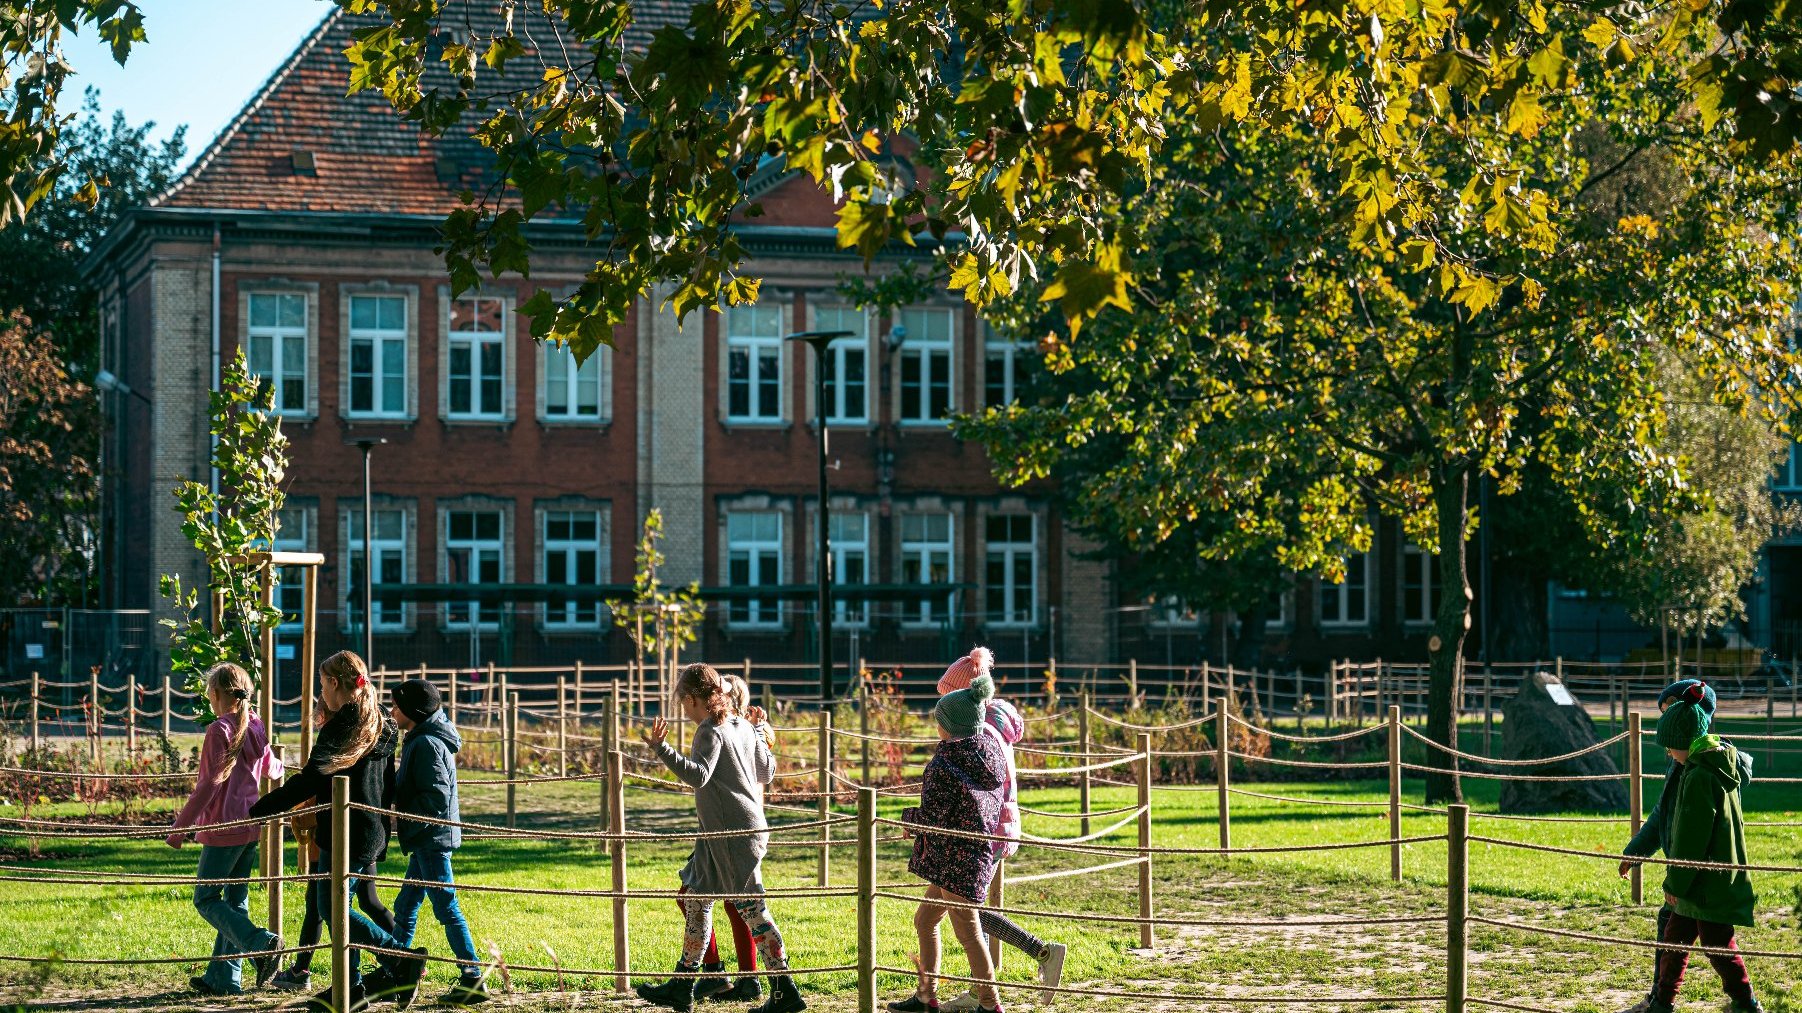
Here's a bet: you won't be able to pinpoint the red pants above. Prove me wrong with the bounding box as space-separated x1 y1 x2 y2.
676 887 756 971
1654 911 1753 1006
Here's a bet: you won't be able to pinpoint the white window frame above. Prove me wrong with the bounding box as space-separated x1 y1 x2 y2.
346 294 410 418
1777 443 1802 492
542 508 604 630
900 511 956 627
1266 586 1295 631
1147 595 1203 630
984 328 1030 407
344 505 411 632
1402 545 1440 625
827 509 871 627
273 506 313 632
447 296 508 420
442 508 505 630
726 305 785 424
811 305 870 424
726 511 785 629
1318 552 1372 629
245 291 310 416
542 343 607 423
897 306 955 424
984 513 1037 628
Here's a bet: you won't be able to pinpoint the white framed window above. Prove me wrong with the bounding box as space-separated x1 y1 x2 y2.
727 511 784 628
1777 443 1802 491
1318 552 1371 628
812 306 868 424
246 292 308 414
444 509 504 629
726 305 784 423
545 344 604 421
1147 596 1202 629
984 329 1030 407
345 507 410 631
1403 545 1442 625
898 307 954 423
900 512 955 626
347 295 408 417
1266 586 1294 630
828 511 870 626
984 513 1037 627
543 509 603 628
448 297 506 419
273 506 311 632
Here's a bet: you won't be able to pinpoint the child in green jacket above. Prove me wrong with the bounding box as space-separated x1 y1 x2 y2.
1620 697 1762 1013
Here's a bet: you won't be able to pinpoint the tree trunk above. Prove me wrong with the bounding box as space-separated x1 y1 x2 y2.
1426 465 1473 804
1232 598 1270 670
1486 553 1550 662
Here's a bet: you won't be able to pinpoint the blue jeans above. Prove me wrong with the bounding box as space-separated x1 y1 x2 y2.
393 850 480 976
307 859 406 986
194 842 276 994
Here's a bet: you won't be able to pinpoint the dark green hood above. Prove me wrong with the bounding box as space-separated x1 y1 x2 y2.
1686 735 1741 789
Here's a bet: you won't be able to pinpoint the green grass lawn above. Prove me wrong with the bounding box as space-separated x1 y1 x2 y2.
1 713 1799 1010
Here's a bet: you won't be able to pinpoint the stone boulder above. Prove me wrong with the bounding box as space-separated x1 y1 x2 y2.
1498 670 1628 814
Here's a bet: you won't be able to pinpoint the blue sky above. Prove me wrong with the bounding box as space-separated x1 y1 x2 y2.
61 0 331 163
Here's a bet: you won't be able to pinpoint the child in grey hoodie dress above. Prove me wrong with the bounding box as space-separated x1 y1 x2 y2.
636 663 803 1013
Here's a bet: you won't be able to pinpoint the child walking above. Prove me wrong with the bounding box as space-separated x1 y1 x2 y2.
382 678 489 1006
1618 694 1764 1013
167 662 285 996
251 651 424 1013
935 651 1066 1009
635 663 803 1013
271 702 399 993
683 674 771 1003
890 673 1007 1013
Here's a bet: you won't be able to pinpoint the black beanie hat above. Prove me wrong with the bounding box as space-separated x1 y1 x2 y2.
393 679 442 724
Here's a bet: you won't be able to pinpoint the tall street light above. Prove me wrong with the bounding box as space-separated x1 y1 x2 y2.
349 437 387 668
788 329 855 705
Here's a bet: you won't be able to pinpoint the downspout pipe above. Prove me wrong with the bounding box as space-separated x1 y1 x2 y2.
210 223 221 502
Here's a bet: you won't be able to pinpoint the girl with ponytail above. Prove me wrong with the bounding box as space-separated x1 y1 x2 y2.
168 662 285 996
252 651 424 1011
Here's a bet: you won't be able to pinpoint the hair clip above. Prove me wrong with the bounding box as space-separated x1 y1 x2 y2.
1684 683 1706 703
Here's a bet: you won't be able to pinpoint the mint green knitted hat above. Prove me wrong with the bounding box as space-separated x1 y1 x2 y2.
934 674 995 738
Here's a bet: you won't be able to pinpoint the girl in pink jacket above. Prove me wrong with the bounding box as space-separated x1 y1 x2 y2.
167 662 284 996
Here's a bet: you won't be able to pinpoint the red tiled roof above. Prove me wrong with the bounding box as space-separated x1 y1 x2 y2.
156 2 695 216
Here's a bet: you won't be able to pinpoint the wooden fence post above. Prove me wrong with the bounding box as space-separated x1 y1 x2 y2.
1137 731 1155 949
266 743 285 940
29 671 39 756
1200 660 1211 714
1078 692 1094 838
497 670 509 736
89 666 101 766
485 662 497 729
506 692 520 830
330 774 352 1013
574 661 586 716
446 667 458 729
859 678 872 788
1388 704 1402 882
1628 710 1644 905
818 709 833 887
607 681 621 757
126 675 137 754
558 676 569 779
1215 705 1230 851
1481 665 1493 758
1447 803 1469 1013
160 673 171 758
1128 658 1139 706
856 785 877 1013
608 748 630 993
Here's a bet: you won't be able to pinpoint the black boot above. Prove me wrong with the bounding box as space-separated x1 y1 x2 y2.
726 977 764 1002
750 975 806 1013
307 982 370 1013
636 968 699 1013
695 962 732 1001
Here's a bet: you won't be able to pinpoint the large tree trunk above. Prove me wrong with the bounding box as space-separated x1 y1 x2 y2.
1486 552 1551 662
1426 466 1473 804
1232 597 1270 669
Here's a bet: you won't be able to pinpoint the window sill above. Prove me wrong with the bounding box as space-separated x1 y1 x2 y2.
1318 623 1371 632
343 413 415 424
896 419 952 429
724 625 788 634
441 416 513 430
540 417 612 429
541 625 608 635
722 419 792 430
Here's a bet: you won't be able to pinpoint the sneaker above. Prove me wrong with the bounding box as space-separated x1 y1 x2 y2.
886 997 937 1013
940 991 981 1011
439 975 490 1006
393 947 429 1010
190 975 242 997
308 983 371 1013
271 968 312 992
723 978 763 1002
1036 942 1066 990
362 967 398 1003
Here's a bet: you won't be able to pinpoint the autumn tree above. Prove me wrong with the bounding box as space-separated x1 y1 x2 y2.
0 314 95 603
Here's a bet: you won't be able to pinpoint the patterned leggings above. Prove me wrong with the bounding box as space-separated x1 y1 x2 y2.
679 895 787 972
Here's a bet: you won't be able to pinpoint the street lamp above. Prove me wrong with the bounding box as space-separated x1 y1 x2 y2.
349 437 387 668
788 329 856 705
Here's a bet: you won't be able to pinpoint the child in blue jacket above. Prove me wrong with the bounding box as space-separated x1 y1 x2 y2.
379 679 488 1007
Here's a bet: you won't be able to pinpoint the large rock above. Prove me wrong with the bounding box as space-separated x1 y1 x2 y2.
1498 671 1628 814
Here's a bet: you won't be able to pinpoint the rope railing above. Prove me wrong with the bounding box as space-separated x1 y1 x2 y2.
1402 725 1630 766
873 965 1447 1005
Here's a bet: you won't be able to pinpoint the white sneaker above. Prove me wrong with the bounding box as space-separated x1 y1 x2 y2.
941 989 982 1011
1037 942 1067 989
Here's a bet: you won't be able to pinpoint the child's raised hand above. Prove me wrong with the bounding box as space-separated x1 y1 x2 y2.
643 717 669 748
747 705 767 726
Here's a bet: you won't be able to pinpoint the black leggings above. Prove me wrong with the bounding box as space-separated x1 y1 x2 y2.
290 860 394 972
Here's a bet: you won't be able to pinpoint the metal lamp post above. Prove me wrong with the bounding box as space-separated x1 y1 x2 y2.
788 329 855 705
350 438 387 667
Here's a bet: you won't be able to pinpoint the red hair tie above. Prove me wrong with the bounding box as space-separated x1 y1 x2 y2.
355 675 368 688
